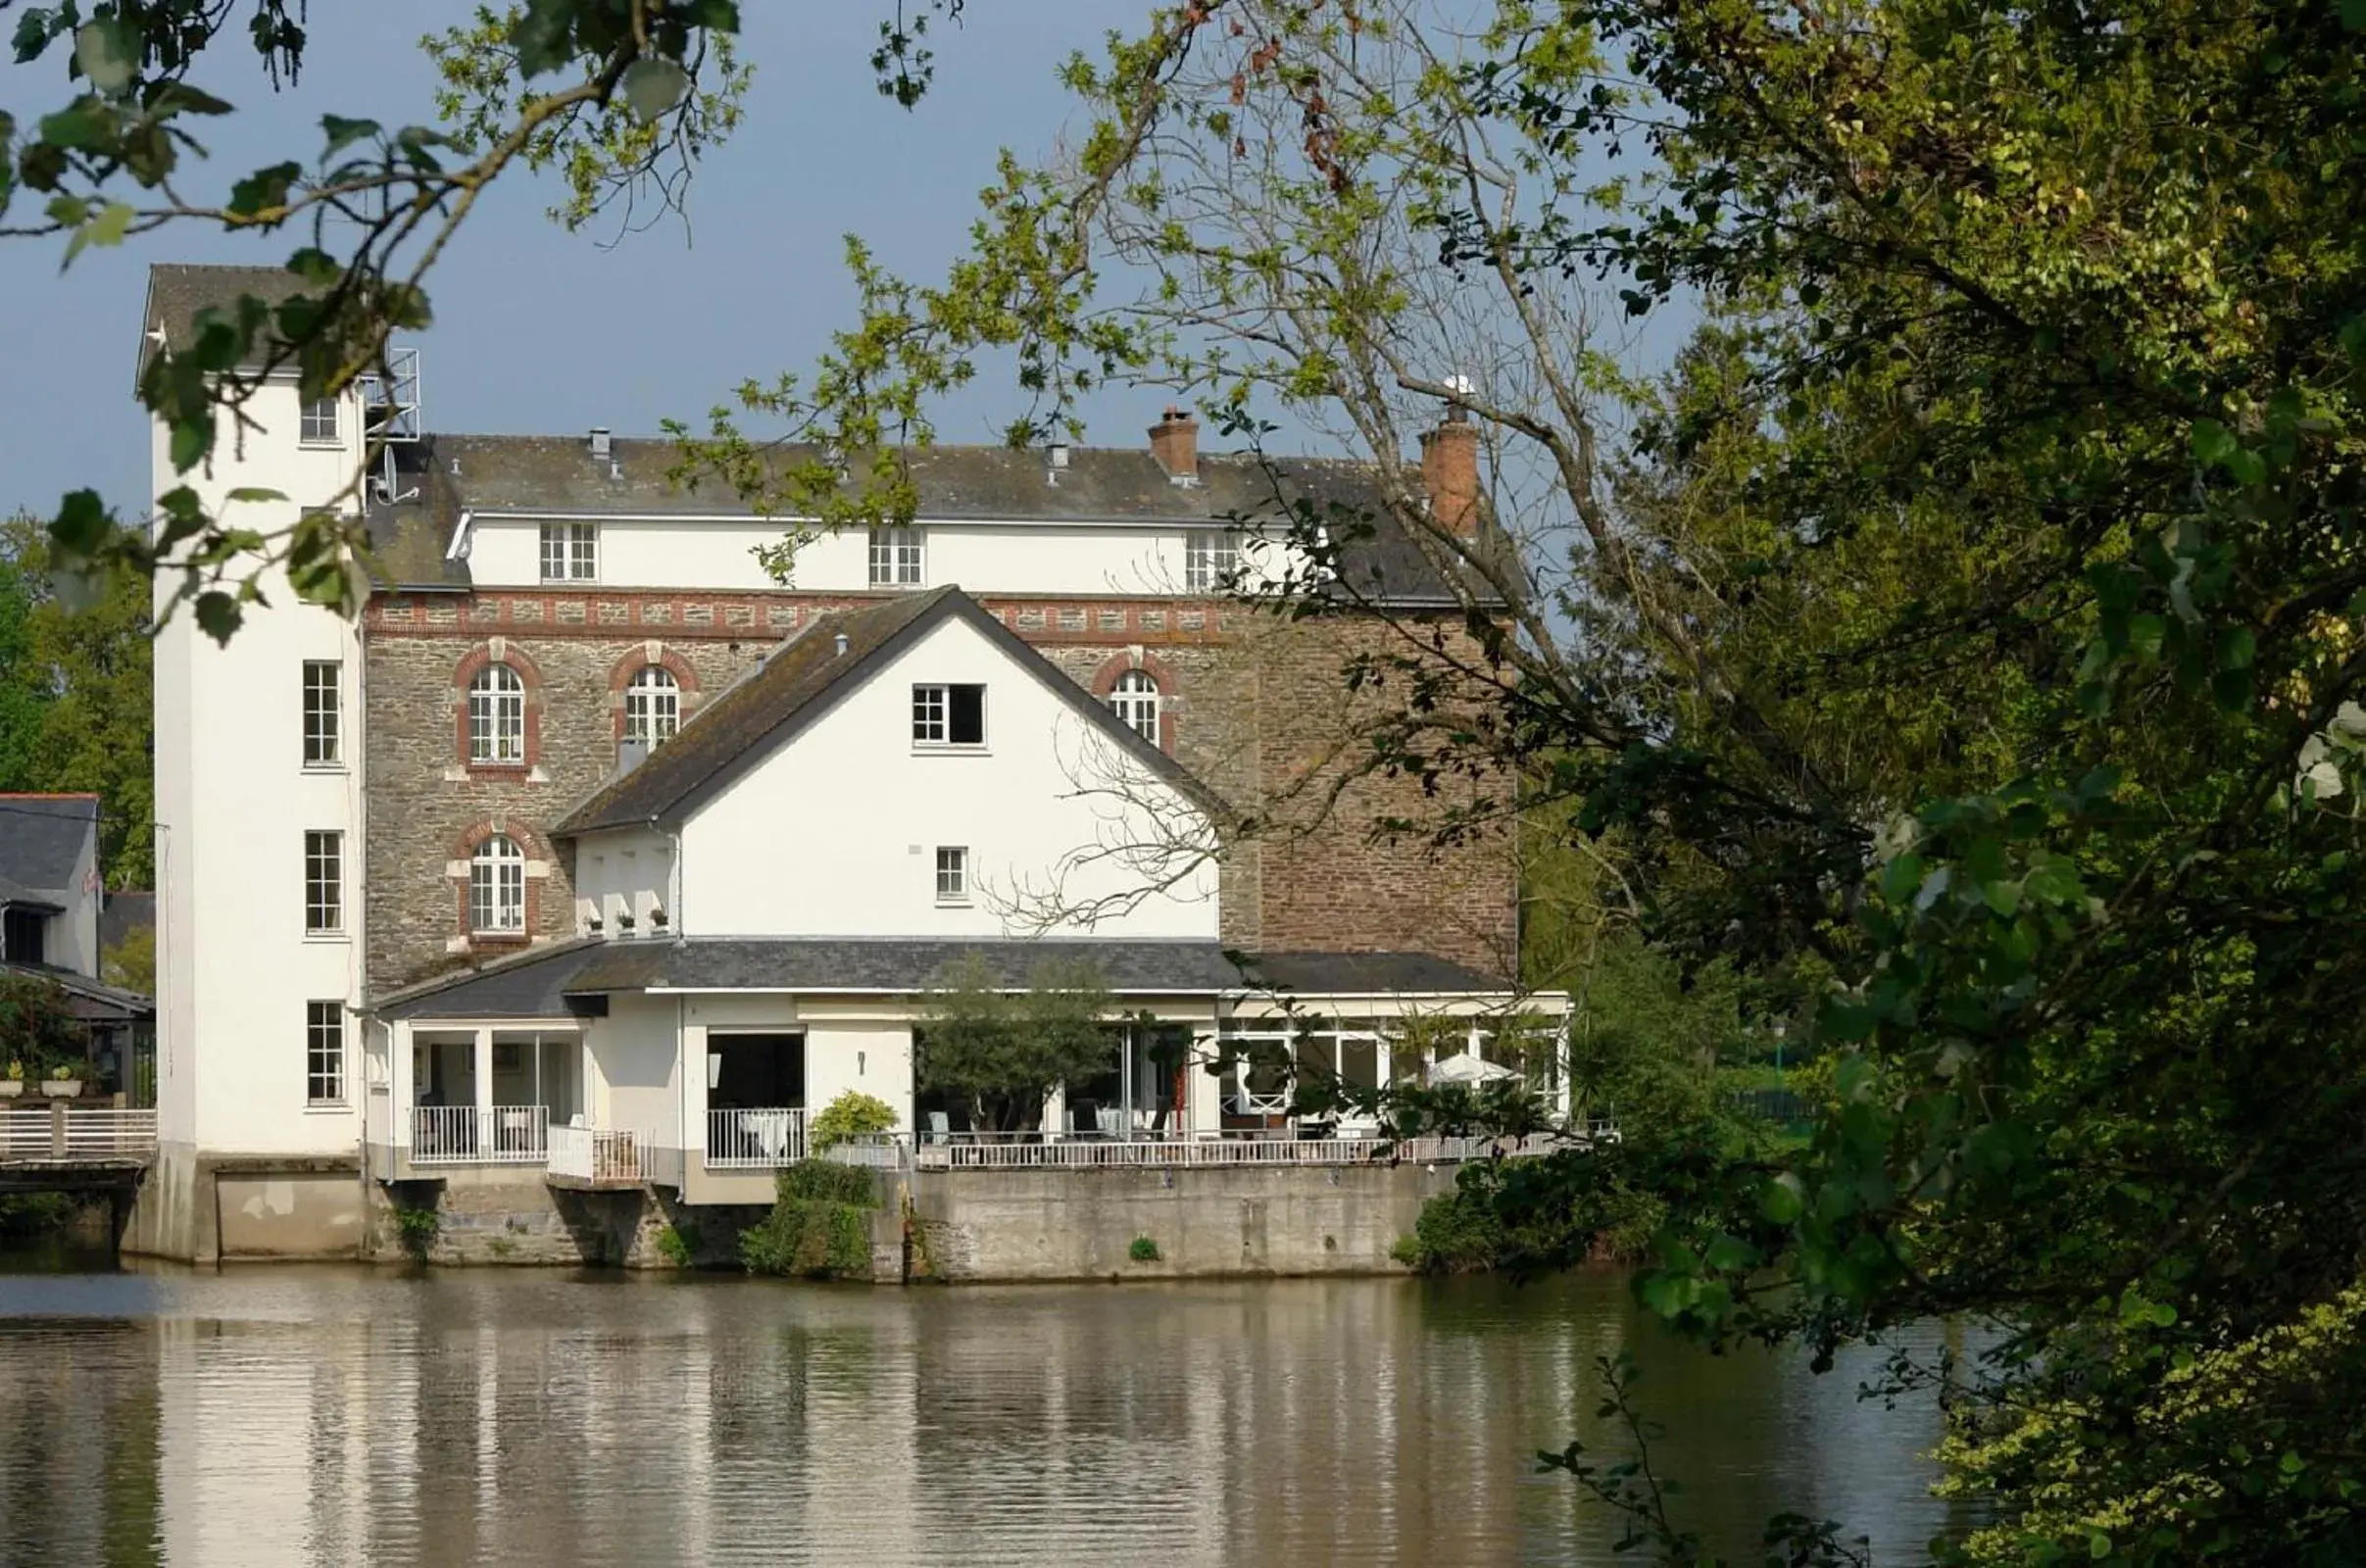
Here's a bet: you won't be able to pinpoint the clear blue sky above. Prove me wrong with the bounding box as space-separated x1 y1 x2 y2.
0 2 1143 520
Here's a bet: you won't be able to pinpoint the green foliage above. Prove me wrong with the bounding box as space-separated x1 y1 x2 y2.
916 952 1113 1132
103 921 155 996
809 1089 898 1153
391 1204 440 1259
1397 1155 1670 1274
0 970 80 1073
0 513 153 885
654 1222 698 1269
1126 1235 1160 1264
739 1161 880 1279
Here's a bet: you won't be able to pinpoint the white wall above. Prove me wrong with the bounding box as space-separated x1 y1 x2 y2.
464 514 1302 597
675 613 1219 940
152 372 368 1156
589 994 680 1145
570 826 672 936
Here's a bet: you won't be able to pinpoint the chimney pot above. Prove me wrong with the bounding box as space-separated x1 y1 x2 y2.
1420 410 1483 534
833 631 850 658
1149 406 1200 485
589 426 612 459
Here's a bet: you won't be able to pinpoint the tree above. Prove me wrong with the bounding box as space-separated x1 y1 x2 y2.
744 0 2366 1557
0 969 81 1074
0 513 155 886
915 952 1114 1133
2 0 969 642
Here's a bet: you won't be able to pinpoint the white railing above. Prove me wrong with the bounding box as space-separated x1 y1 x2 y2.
0 1105 157 1163
705 1107 807 1169
408 1105 550 1166
813 1127 1587 1173
547 1123 647 1184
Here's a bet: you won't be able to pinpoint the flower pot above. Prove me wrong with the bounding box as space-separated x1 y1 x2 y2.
0 1080 22 1099
40 1079 82 1099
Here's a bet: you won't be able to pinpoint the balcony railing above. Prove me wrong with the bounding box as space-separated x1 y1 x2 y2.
818 1128 1591 1173
408 1105 549 1166
0 1105 157 1164
705 1107 806 1169
548 1123 647 1184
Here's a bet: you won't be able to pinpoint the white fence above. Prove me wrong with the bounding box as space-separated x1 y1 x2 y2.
408 1105 549 1166
548 1123 648 1184
705 1107 807 1169
0 1106 157 1164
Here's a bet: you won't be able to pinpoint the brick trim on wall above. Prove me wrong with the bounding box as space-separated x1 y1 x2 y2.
447 816 549 952
606 642 703 744
451 638 546 775
373 590 1240 649
1087 649 1180 753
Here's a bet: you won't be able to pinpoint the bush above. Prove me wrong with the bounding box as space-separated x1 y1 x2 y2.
810 1090 898 1153
392 1203 440 1259
655 1222 698 1268
1393 1160 1670 1273
740 1160 880 1279
1128 1235 1160 1263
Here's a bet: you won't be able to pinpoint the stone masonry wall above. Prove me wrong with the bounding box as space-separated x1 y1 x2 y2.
362 588 1517 996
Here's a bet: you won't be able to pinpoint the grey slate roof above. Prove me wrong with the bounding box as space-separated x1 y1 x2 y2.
142 263 316 356
0 796 97 907
373 936 1520 1020
555 587 1215 836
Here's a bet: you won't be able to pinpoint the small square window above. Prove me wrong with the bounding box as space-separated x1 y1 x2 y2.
912 684 985 746
306 1002 346 1105
935 847 969 904
303 661 340 766
300 397 339 446
304 830 342 935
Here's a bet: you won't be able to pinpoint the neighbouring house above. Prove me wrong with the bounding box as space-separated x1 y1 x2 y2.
135 262 1553 1261
0 793 155 1097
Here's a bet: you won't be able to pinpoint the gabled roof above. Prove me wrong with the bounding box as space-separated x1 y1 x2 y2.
0 796 98 906
554 586 1217 836
142 263 315 355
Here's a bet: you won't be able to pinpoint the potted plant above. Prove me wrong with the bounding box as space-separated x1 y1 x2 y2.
40 1054 83 1099
0 1060 23 1099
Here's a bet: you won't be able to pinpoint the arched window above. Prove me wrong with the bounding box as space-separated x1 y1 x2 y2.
1109 668 1160 744
468 663 525 764
623 665 680 746
469 835 525 935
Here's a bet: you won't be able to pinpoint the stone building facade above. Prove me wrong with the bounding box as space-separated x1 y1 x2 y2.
362 583 1516 995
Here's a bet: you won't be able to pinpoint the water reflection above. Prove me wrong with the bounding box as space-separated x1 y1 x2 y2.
0 1262 1956 1566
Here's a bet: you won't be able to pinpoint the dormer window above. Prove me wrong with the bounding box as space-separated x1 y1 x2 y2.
540 522 597 582
912 683 985 747
300 396 339 446
1184 528 1238 592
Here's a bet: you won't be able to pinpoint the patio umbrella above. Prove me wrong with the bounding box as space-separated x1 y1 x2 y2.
1428 1052 1518 1085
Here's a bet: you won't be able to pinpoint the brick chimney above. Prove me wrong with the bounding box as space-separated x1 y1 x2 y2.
1419 406 1481 533
1149 405 1200 484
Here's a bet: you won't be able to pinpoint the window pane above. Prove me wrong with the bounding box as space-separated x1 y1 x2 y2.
625 665 680 745
1109 669 1158 742
948 683 985 745
935 847 967 900
569 522 597 580
303 661 340 765
306 1002 345 1104
540 524 565 581
470 835 525 934
305 830 342 934
468 664 525 763
912 684 946 743
300 399 337 444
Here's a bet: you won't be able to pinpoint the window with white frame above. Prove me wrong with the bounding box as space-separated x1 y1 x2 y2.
935 846 969 904
299 396 338 446
868 526 923 587
1184 528 1238 592
623 665 680 746
306 1001 345 1104
911 682 985 746
538 521 597 581
468 662 526 764
470 835 526 935
304 830 342 935
1109 668 1160 744
302 660 340 766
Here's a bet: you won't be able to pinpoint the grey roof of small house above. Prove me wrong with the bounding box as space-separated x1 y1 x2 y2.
372 936 1519 1020
0 796 98 908
0 962 155 1021
554 587 1215 836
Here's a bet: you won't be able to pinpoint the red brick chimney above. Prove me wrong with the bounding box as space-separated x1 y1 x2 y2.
1419 406 1481 533
1149 405 1200 483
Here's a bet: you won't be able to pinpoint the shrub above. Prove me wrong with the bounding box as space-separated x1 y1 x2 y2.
1393 1161 1670 1274
740 1160 880 1279
655 1222 698 1268
1127 1235 1161 1263
810 1090 898 1153
392 1203 440 1259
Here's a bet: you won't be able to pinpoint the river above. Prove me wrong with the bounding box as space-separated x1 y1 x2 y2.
0 1248 1964 1566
